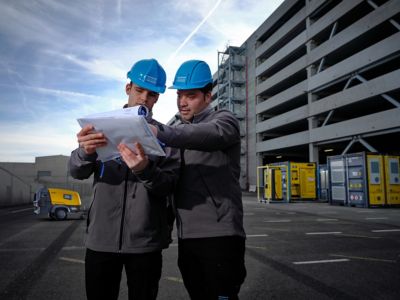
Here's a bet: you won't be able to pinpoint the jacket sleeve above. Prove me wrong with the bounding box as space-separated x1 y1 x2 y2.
156 110 240 151
68 147 98 179
133 146 180 197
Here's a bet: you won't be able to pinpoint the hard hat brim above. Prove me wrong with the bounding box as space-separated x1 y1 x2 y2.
132 78 166 94
168 81 212 90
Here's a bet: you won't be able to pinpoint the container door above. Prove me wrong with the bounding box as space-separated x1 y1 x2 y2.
274 169 283 200
319 164 329 201
300 167 316 199
328 156 347 205
367 155 385 206
290 164 300 199
384 156 400 205
346 153 368 207
264 168 272 200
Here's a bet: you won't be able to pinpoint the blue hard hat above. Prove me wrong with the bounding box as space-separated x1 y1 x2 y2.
127 59 166 94
169 60 212 90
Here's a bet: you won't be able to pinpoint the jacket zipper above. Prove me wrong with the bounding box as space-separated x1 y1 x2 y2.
177 148 185 238
118 167 129 251
171 193 183 238
86 188 97 233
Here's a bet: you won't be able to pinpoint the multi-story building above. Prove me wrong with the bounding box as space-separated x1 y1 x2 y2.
211 0 400 190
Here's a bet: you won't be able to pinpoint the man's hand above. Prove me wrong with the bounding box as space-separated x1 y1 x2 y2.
118 142 149 172
148 124 158 136
77 124 107 155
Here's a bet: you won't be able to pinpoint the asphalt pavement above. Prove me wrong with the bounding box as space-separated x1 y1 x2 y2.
0 193 399 299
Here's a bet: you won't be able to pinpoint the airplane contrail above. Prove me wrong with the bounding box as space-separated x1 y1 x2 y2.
167 0 224 64
0 60 37 119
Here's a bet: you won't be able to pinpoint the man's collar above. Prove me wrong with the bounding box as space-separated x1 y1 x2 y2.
192 105 212 123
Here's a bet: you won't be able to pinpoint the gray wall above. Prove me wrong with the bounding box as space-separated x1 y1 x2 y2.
0 155 93 207
0 165 33 206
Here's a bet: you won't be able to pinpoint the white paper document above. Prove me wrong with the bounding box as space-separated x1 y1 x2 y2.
77 106 165 162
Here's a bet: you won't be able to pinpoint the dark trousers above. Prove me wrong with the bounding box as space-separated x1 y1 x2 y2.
85 248 162 300
178 236 246 300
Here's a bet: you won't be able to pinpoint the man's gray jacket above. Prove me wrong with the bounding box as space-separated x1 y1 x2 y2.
69 135 179 253
157 106 246 239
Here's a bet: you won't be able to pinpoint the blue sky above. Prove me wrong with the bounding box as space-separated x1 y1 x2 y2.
0 0 284 162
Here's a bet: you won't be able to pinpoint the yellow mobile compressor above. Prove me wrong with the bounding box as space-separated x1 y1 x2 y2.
33 187 82 220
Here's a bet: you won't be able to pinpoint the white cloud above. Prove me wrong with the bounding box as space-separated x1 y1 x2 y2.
0 122 78 162
0 0 285 162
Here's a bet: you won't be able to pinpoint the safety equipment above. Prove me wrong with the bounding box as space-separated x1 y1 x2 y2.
127 59 166 94
169 60 212 90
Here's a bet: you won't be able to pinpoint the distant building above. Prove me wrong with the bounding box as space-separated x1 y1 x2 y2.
0 155 92 207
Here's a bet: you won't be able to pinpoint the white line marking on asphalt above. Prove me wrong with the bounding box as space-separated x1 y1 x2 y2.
371 229 400 232
338 234 381 239
62 246 85 250
365 217 388 220
357 211 375 213
293 258 349 265
246 245 268 250
306 232 342 235
316 218 338 221
263 220 291 223
330 254 396 263
247 234 268 237
59 257 85 264
164 277 183 283
0 247 45 252
10 207 33 213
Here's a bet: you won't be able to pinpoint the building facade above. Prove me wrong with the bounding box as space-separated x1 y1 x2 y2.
0 155 93 207
211 0 400 189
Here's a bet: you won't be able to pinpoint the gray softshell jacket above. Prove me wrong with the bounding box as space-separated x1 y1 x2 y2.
157 106 246 239
69 120 179 253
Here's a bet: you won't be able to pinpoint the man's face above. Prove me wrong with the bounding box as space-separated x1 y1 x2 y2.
177 89 211 122
126 82 159 110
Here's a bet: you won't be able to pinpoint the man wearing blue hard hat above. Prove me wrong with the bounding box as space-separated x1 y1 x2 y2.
69 58 179 300
152 60 247 299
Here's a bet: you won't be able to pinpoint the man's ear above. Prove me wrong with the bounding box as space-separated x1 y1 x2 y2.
125 83 132 95
204 92 212 104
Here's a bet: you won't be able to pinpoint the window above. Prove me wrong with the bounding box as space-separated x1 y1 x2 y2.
391 161 399 174
370 161 379 173
37 171 51 177
63 194 72 200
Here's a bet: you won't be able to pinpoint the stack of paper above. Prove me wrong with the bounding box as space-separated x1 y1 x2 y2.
77 106 165 162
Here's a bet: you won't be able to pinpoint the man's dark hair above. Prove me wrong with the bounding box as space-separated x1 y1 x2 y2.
200 83 212 94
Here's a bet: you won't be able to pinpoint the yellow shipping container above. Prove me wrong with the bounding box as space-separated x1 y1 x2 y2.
366 154 386 206
384 155 400 205
264 168 283 200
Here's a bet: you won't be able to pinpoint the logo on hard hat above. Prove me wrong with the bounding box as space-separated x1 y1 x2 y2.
176 76 187 83
138 73 158 85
